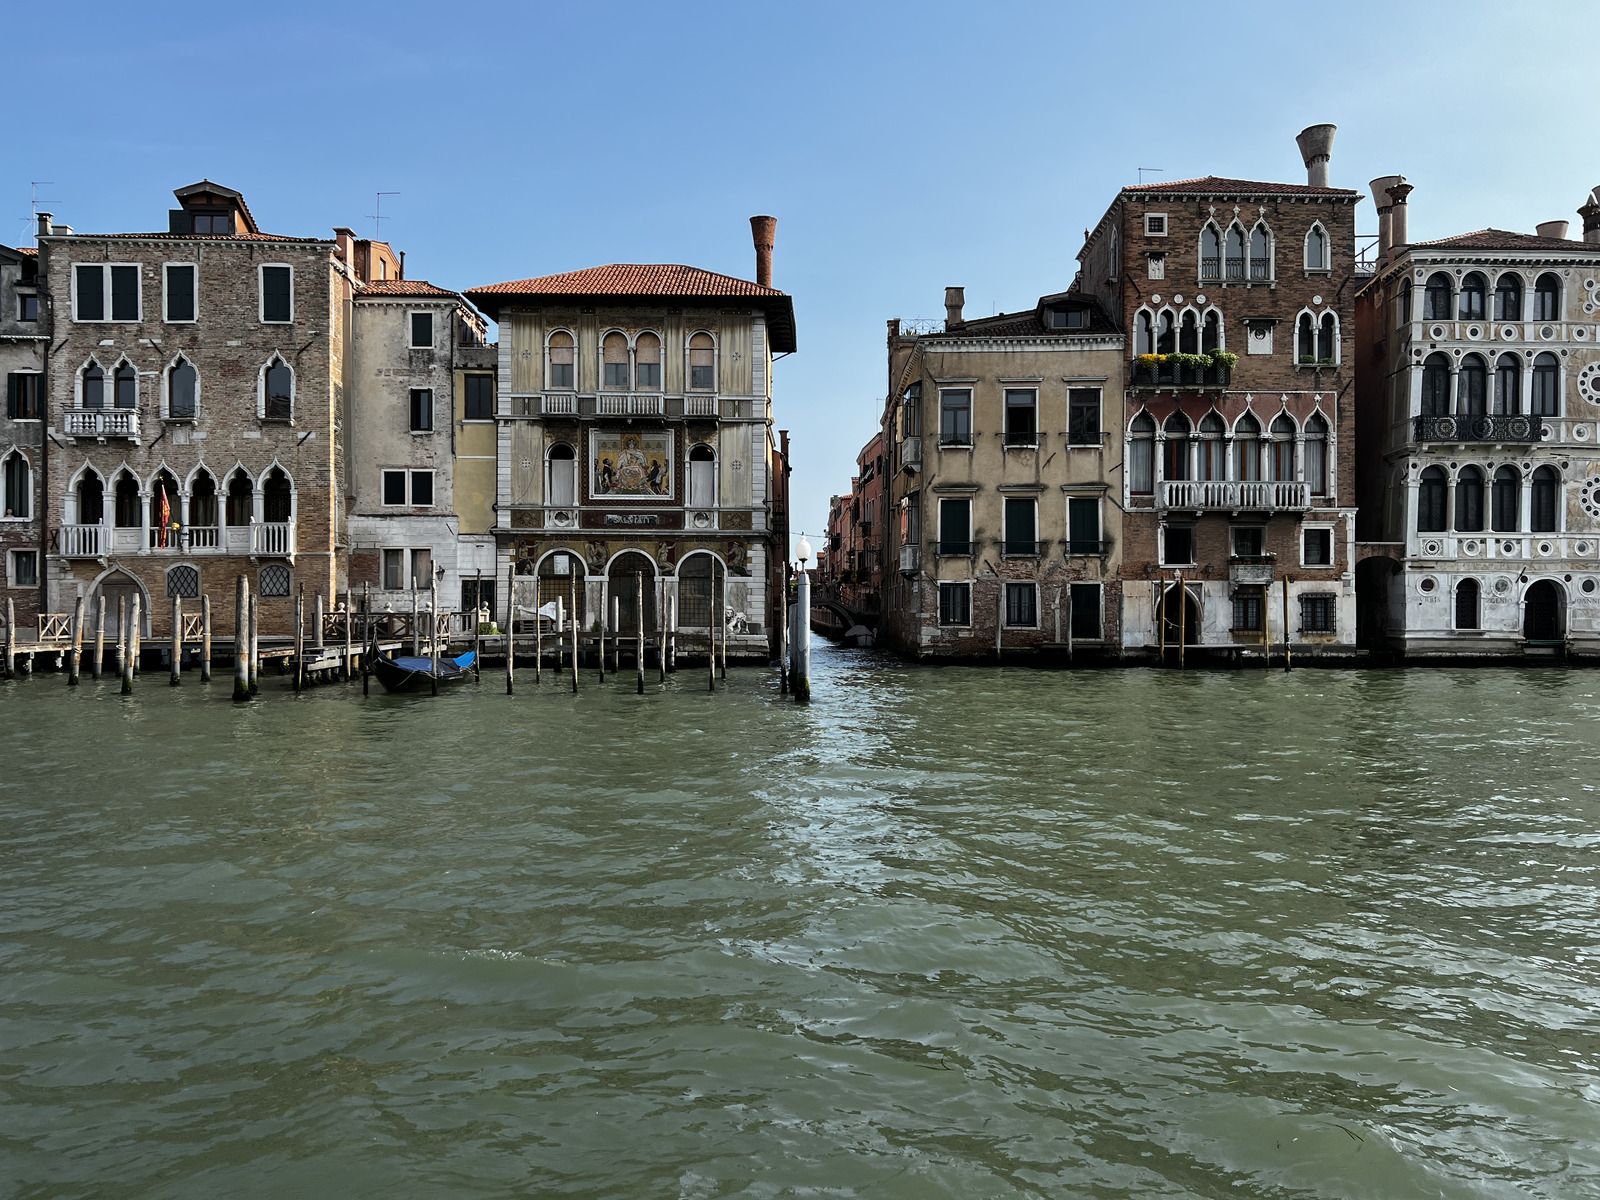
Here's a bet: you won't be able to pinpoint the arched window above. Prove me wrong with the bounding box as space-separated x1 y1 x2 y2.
114 471 141 528
225 470 253 527
688 332 715 391
547 331 575 389
263 357 293 421
1458 354 1487 415
1200 224 1222 281
1161 411 1190 482
1201 310 1220 353
1494 274 1523 321
602 331 629 389
81 361 105 409
1492 466 1520 532
635 332 661 390
1418 466 1447 532
1135 310 1154 355
1455 466 1485 531
1531 466 1559 533
167 356 197 419
1458 272 1486 320
1226 224 1246 280
1155 310 1175 354
1424 273 1453 320
1494 354 1522 415
1455 578 1479 630
262 468 292 524
1178 310 1198 354
1532 352 1559 416
1128 413 1155 495
1234 412 1262 481
1534 273 1561 321
687 443 716 508
1268 413 1296 482
1197 412 1226 481
1318 312 1337 362
1305 223 1328 270
1303 413 1329 495
190 469 217 541
1249 223 1271 280
1400 278 1413 324
76 469 104 525
3 452 29 520
1421 353 1451 416
114 362 137 410
149 470 179 547
1297 312 1316 363
547 443 577 508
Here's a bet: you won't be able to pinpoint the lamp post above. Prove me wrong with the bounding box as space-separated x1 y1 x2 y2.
791 534 812 703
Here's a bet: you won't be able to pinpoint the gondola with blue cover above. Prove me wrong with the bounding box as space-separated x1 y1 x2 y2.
371 650 477 693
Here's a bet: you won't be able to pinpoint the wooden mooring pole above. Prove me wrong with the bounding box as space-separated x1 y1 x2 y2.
779 564 789 696
294 586 304 692
122 594 139 694
504 560 515 695
708 569 717 693
429 580 439 697
667 594 676 674
568 578 578 694
115 597 126 680
1283 576 1292 672
362 581 371 696
248 593 260 695
1177 574 1187 672
314 592 324 651
342 592 352 681
201 594 212 683
69 594 85 686
93 595 105 680
636 573 645 695
233 577 250 701
411 576 420 657
657 579 666 684
473 567 483 681
170 596 182 686
4 596 15 679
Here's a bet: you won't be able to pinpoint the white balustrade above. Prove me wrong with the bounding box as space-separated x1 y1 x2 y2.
1159 480 1310 511
63 409 141 438
59 524 104 557
251 522 295 556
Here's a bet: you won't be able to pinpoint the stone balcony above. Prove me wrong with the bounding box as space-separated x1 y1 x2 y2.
1159 480 1310 512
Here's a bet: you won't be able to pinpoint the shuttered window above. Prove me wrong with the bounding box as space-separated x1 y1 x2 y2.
261 266 292 322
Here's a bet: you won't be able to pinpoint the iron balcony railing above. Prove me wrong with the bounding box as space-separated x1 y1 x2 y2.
1159 480 1310 511
1065 538 1107 556
1413 414 1541 443
1201 258 1221 282
1225 256 1245 280
937 540 974 557
1250 256 1271 281
1130 361 1231 389
1003 430 1039 447
1002 539 1045 558
63 409 141 438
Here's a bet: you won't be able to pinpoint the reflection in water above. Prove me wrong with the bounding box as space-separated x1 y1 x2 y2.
2 644 1599 1198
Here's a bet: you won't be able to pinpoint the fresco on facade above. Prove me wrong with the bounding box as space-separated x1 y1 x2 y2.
591 431 672 500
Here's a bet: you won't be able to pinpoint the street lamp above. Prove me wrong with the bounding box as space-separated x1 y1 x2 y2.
795 533 812 569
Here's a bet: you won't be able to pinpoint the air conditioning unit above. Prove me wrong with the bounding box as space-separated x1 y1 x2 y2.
899 545 921 575
900 436 922 472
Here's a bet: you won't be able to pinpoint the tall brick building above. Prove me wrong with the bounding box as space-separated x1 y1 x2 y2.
1077 126 1362 661
38 181 354 638
1 240 47 627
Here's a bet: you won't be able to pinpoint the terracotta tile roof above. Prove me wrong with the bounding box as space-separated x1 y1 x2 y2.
356 279 463 298
16 246 36 256
927 293 1119 339
466 263 797 352
1123 175 1358 197
467 263 785 300
1410 228 1600 252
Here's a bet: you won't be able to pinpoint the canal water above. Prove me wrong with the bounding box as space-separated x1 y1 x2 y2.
3 645 1598 1199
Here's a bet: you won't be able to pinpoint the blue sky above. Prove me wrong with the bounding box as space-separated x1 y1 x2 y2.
10 0 1595 548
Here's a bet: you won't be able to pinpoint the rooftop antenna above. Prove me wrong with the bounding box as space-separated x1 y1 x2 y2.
28 181 55 247
366 191 400 241
1137 167 1164 185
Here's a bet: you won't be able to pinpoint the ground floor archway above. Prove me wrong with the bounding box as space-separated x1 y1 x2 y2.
1524 579 1564 643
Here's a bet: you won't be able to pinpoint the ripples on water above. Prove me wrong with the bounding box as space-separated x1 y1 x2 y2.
1 645 1598 1198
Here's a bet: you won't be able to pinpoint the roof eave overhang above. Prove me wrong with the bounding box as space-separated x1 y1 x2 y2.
466 290 797 352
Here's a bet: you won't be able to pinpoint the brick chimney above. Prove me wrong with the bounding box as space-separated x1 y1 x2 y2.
750 215 776 288
36 212 52 238
944 286 965 328
1296 124 1337 188
1536 220 1571 240
1581 188 1600 245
